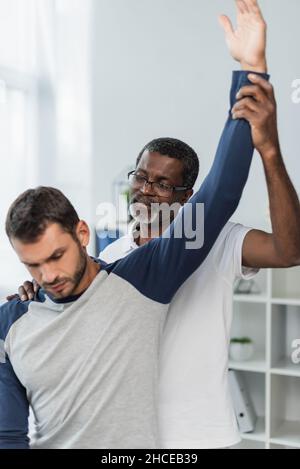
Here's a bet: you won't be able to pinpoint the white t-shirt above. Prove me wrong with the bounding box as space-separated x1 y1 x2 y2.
100 222 258 449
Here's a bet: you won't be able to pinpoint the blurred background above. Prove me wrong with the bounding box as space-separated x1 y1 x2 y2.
0 0 299 292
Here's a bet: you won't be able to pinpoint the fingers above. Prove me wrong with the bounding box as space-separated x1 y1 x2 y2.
236 76 275 106
218 15 234 38
232 93 276 123
248 74 274 97
33 279 40 294
7 282 36 303
232 107 255 122
24 281 35 300
244 0 264 19
18 281 34 302
6 294 20 302
233 97 260 116
18 286 29 302
236 0 249 15
239 0 267 29
237 85 268 103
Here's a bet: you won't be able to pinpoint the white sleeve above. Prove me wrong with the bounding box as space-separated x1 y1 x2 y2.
99 236 133 264
213 223 259 282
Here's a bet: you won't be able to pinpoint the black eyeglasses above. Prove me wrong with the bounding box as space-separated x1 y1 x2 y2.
128 171 190 197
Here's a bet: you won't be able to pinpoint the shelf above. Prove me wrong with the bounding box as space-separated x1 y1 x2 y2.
271 358 300 378
231 302 267 374
229 353 267 373
241 416 266 443
270 443 299 450
231 268 300 450
270 421 300 449
272 298 300 307
231 439 266 450
233 296 300 307
272 267 300 301
233 294 268 304
271 304 300 372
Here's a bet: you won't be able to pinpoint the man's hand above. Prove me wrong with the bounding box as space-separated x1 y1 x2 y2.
232 74 280 159
219 0 267 73
6 280 39 302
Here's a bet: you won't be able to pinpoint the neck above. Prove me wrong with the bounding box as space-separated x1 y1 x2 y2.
72 255 101 296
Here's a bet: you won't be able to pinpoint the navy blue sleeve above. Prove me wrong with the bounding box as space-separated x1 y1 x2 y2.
111 71 269 304
0 301 30 449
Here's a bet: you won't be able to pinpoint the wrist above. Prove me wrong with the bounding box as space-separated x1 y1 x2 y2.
260 144 282 163
241 58 268 74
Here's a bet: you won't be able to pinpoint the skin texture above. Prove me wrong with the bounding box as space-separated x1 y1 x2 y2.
130 151 194 246
232 75 300 268
10 222 100 300
219 0 267 73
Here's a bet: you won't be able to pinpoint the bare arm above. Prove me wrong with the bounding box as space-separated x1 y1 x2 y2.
232 75 300 268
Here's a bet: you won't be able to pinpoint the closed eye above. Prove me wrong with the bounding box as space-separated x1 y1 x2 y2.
52 254 63 260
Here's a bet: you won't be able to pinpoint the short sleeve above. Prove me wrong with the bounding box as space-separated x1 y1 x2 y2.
213 223 259 282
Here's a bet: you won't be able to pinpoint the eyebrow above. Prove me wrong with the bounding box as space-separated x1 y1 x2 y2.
22 248 66 267
135 169 174 184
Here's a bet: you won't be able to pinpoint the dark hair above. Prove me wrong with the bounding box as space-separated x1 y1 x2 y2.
5 186 80 243
136 137 200 189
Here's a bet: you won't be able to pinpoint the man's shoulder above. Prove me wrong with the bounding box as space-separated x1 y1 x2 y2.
215 221 252 248
0 300 30 340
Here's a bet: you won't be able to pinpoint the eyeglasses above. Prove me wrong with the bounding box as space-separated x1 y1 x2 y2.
128 171 190 197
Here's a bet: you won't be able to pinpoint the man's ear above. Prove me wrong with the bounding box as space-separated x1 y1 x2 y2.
76 221 90 248
181 189 194 204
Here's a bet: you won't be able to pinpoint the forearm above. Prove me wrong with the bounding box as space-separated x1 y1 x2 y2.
263 149 300 264
196 71 269 211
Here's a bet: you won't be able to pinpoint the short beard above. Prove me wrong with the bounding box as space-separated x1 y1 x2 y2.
130 201 181 238
68 241 88 296
43 240 88 299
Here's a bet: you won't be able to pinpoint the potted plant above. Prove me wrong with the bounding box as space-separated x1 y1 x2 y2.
230 337 254 362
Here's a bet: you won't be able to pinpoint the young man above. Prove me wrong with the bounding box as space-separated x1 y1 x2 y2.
2 1 299 450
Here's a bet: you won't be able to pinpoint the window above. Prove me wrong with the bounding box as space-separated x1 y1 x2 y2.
0 0 92 298
0 0 54 295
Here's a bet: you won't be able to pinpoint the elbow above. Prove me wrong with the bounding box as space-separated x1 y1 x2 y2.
279 252 300 268
292 255 300 267
290 246 300 267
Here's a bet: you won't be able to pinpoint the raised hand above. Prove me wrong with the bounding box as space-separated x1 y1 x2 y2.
219 0 267 73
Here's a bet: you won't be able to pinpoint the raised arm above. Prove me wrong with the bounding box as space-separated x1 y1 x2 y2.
112 1 269 303
113 70 266 303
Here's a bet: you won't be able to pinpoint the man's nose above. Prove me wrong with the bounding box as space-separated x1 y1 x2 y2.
40 265 58 285
140 181 155 195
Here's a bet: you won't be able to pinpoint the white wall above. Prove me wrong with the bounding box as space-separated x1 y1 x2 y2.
91 0 300 232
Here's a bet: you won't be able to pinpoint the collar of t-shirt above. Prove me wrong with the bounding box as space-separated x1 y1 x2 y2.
37 257 103 306
122 221 140 255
